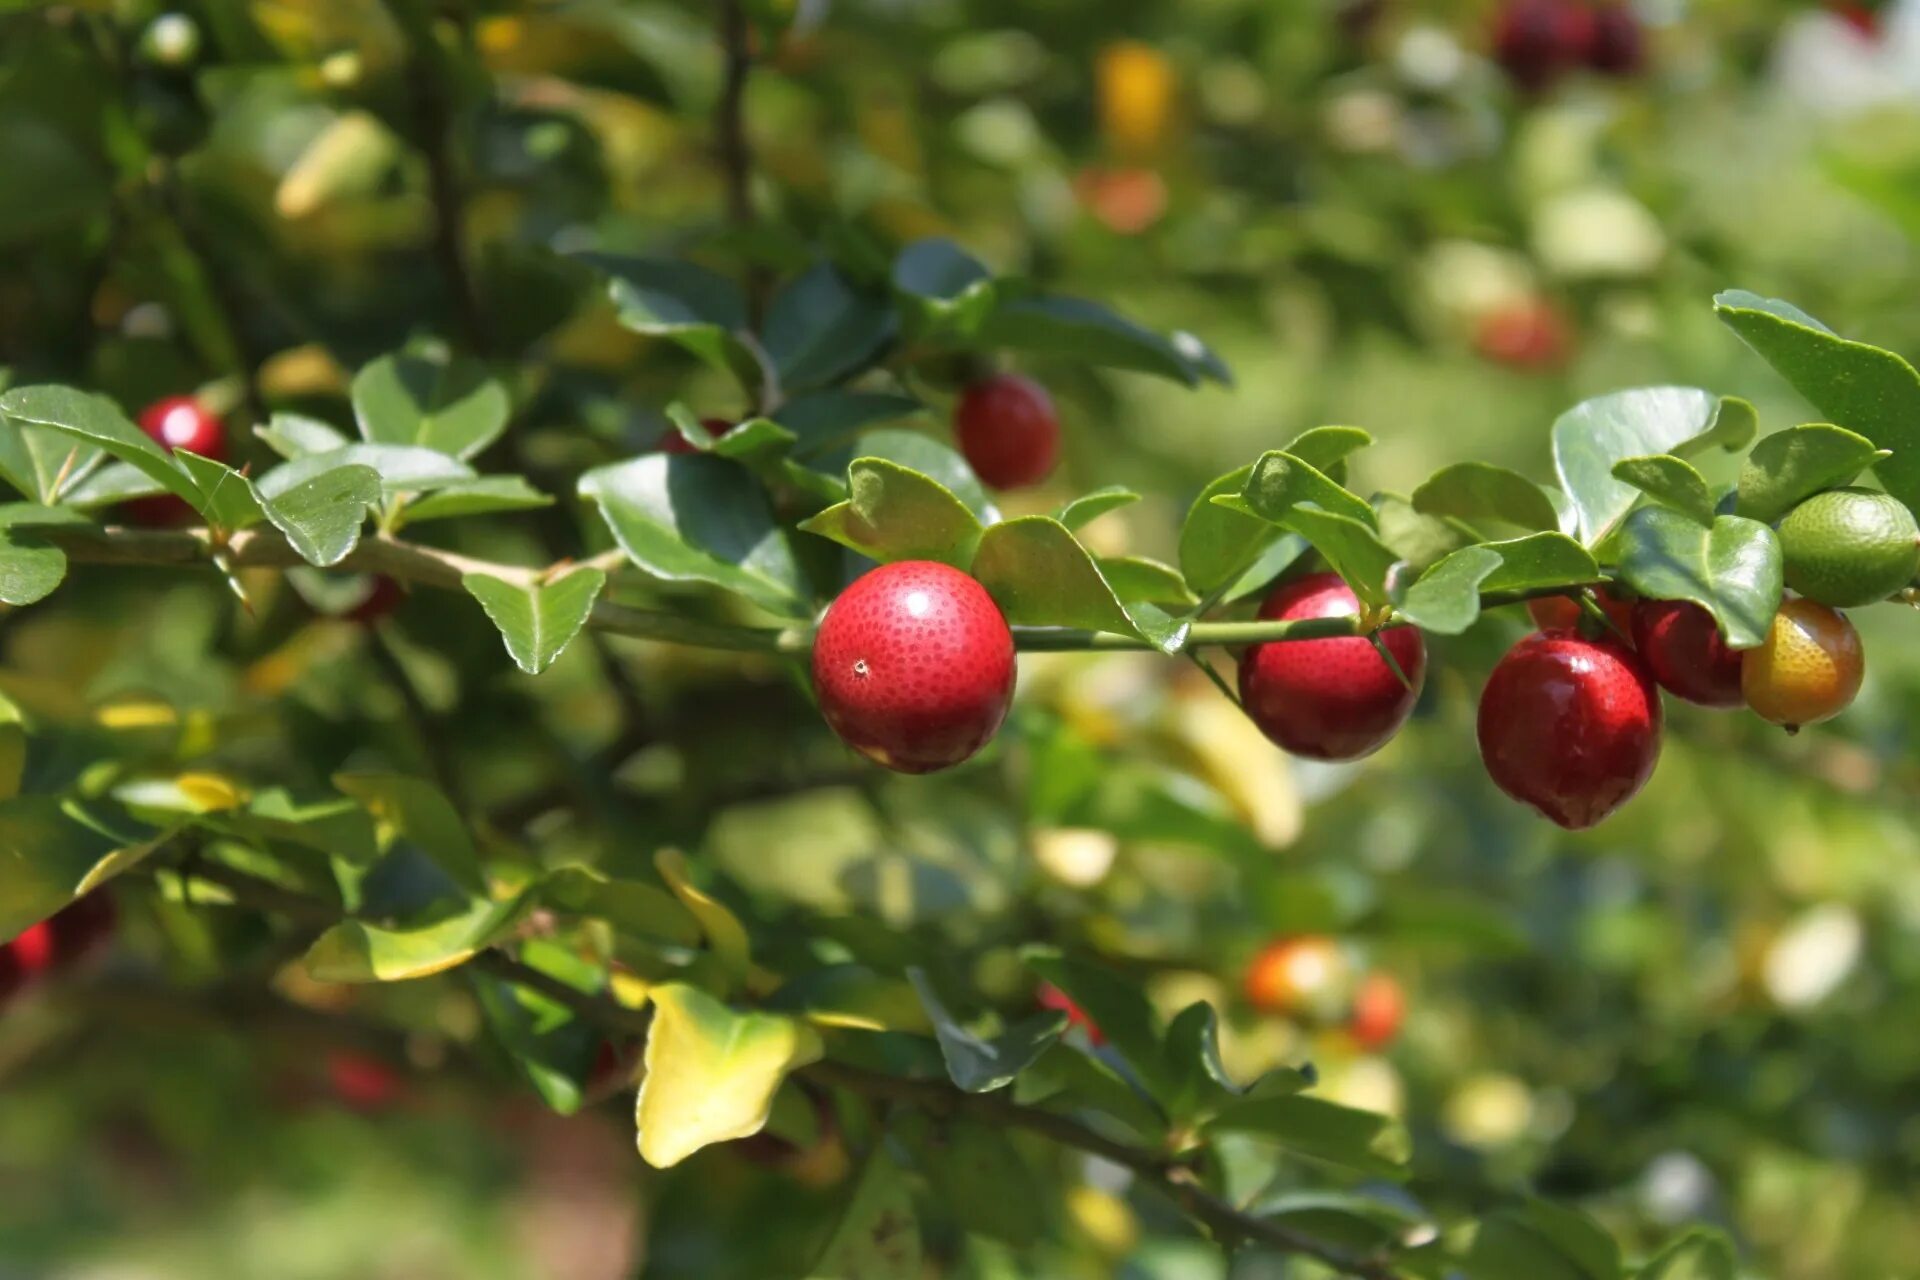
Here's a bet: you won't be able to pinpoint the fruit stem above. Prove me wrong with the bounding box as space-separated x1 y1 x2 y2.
1184 650 1242 708
1369 633 1416 691
1576 587 1631 642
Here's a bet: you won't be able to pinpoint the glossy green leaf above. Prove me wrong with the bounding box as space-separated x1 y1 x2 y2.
1280 504 1399 607
1477 532 1602 596
579 454 804 615
1165 1000 1311 1123
173 451 265 531
1617 507 1782 648
0 798 168 941
304 893 535 983
261 464 380 567
1552 387 1751 545
258 444 474 498
1376 493 1475 573
334 771 485 895
1056 485 1139 530
1736 423 1884 523
255 412 350 460
797 457 984 568
0 504 82 606
1638 1228 1738 1280
979 294 1203 386
1390 544 1501 635
0 385 197 503
636 982 823 1168
1180 463 1269 598
399 475 553 523
892 237 996 334
351 353 509 459
579 253 753 378
463 568 606 675
972 516 1139 635
1204 1094 1407 1178
1234 450 1376 527
1024 948 1173 1099
0 407 105 504
1716 289 1920 514
908 967 1065 1093
1412 462 1560 532
775 391 926 458
62 460 162 508
1098 555 1195 607
1611 454 1714 526
763 262 896 389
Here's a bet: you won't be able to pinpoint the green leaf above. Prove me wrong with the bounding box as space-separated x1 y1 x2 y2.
797 458 983 568
1638 1228 1737 1280
333 771 485 895
1281 505 1399 607
1477 532 1601 595
0 504 83 606
1611 454 1714 526
399 475 554 523
764 262 896 389
1235 451 1377 527
1024 948 1173 1099
1204 1095 1407 1178
471 969 595 1116
0 691 23 803
892 237 996 335
828 429 997 522
898 1113 1045 1247
1165 1001 1311 1123
1468 1201 1621 1280
1551 387 1751 545
1390 544 1502 635
579 253 754 378
173 451 265 531
1056 485 1139 530
1412 462 1561 532
0 409 105 504
972 516 1139 635
541 865 700 947
579 455 804 616
0 798 168 941
1617 507 1782 648
978 294 1207 386
1098 555 1195 607
61 461 162 509
775 391 926 458
805 1148 923 1280
654 848 752 985
1180 465 1268 598
1736 423 1884 523
259 444 475 497
0 385 197 503
351 353 509 459
1286 425 1374 473
636 983 824 1169
303 892 535 983
255 412 350 459
261 464 380 567
907 967 1065 1093
1716 289 1920 515
463 568 606 675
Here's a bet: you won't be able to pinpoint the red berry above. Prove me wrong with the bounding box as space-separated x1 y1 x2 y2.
325 1049 405 1111
1037 981 1104 1046
1526 585 1634 640
953 374 1060 489
1236 573 1425 762
1478 629 1662 829
1831 1 1882 40
1244 935 1351 1018
1349 973 1406 1052
661 417 737 454
138 395 225 460
1584 4 1645 75
48 892 116 966
1630 599 1743 708
1491 0 1589 91
8 921 56 978
346 575 406 625
1475 297 1571 370
811 561 1016 774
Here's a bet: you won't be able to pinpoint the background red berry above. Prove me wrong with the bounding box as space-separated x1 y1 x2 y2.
1237 573 1425 761
1631 598 1743 707
346 575 406 625
1585 4 1645 76
953 374 1061 489
1037 982 1104 1045
1491 0 1590 91
137 395 225 460
1478 629 1663 829
810 560 1016 773
1527 585 1635 639
1349 973 1406 1052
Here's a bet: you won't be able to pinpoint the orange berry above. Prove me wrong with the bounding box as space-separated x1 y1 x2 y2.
1244 936 1351 1018
1740 598 1864 730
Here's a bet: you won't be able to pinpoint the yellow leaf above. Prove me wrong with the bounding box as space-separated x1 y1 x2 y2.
654 848 750 984
636 983 822 1169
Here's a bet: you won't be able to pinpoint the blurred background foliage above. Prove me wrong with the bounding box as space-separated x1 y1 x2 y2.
4 0 1920 1277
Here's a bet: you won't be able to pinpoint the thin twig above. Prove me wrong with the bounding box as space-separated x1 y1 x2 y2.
716 0 768 319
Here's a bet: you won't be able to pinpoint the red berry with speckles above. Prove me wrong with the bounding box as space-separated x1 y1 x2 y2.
1631 598 1743 708
138 395 225 460
1478 629 1662 829
1349 973 1406 1053
1037 982 1104 1046
661 417 737 454
811 560 1016 774
1236 573 1425 761
953 374 1060 489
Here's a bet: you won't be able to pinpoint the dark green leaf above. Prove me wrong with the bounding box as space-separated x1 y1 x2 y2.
1477 532 1601 596
797 458 984 568
542 866 700 947
1024 948 1173 1099
977 294 1199 386
579 455 805 615
907 968 1065 1093
1180 464 1269 598
807 1149 923 1279
0 504 81 606
823 429 997 522
1617 507 1782 648
400 475 553 523
972 516 1139 635
892 237 996 335
304 892 535 983
0 385 196 503
351 353 509 459
0 797 168 940
0 116 109 245
578 253 753 377
775 392 926 458
1611 454 1714 526
0 409 105 504
258 444 475 498
1551 388 1750 545
1205 1095 1407 1178
333 771 486 895
1165 1001 1311 1123
763 262 896 389
1376 494 1474 573
463 568 606 675
1736 423 1884 523
898 1113 1045 1247
61 461 161 509
1413 462 1560 532
261 464 380 567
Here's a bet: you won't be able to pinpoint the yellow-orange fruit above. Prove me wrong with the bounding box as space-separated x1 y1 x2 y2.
1244 936 1351 1018
1741 598 1865 729
1097 41 1175 155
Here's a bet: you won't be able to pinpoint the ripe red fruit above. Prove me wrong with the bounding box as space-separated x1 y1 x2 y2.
661 417 737 454
8 921 56 977
1348 973 1405 1052
138 395 225 460
1527 586 1634 639
48 892 116 966
1037 981 1104 1046
1631 599 1743 708
1584 5 1645 75
1237 573 1425 761
346 575 405 625
325 1049 405 1111
1491 0 1589 91
1475 297 1571 370
1478 630 1662 829
811 560 1016 773
953 374 1060 489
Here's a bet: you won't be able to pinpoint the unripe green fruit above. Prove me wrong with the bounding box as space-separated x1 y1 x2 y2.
1777 487 1920 607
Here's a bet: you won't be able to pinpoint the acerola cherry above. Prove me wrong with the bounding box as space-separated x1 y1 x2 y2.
1491 0 1588 91
1237 573 1425 761
1244 936 1351 1019
138 395 226 461
1478 630 1662 829
1741 598 1864 731
811 560 1016 774
1631 599 1743 708
1527 586 1634 640
1037 981 1104 1046
1348 973 1406 1053
953 374 1060 489
661 417 737 454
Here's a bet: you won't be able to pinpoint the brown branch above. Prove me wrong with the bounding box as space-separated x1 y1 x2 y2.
716 0 768 320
